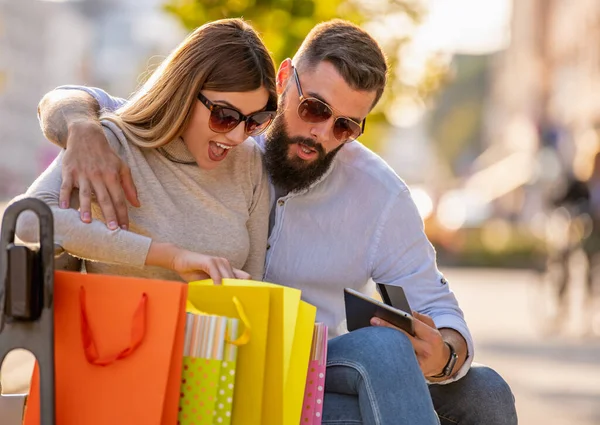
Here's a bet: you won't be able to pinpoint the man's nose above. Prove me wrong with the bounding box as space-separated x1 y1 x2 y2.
310 117 335 149
225 121 247 144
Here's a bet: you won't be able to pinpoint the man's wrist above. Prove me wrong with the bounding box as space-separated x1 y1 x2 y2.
66 118 102 145
438 328 469 376
430 341 458 378
65 119 104 150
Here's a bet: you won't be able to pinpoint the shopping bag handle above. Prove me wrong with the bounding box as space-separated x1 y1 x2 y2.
79 286 148 366
186 296 251 346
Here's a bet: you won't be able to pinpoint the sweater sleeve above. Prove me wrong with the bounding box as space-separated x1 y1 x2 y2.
241 145 269 280
14 127 152 267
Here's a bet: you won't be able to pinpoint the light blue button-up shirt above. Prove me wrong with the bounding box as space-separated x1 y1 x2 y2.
64 86 474 383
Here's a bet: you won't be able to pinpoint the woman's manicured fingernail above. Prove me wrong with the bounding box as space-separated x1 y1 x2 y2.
108 221 118 230
82 212 91 221
371 318 380 326
121 224 128 230
60 201 67 209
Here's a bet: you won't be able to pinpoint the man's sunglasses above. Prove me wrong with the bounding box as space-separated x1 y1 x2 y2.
197 92 277 136
293 67 365 143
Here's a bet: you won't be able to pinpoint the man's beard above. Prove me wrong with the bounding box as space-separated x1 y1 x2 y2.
263 116 343 193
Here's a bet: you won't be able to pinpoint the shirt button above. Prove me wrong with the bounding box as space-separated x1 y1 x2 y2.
277 199 285 206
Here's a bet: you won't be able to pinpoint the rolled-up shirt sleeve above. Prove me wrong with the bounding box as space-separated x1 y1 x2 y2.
56 85 127 112
369 189 474 384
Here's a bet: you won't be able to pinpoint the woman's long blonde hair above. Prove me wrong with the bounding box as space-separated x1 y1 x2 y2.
102 18 277 148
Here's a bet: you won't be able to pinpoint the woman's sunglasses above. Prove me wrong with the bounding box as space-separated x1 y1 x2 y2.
197 92 277 137
292 67 365 143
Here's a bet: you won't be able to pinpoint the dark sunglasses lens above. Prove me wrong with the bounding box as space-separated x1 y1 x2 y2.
334 118 362 142
298 98 332 123
246 112 275 136
210 107 241 133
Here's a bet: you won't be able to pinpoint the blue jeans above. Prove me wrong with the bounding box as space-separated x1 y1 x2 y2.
322 328 517 425
323 327 439 425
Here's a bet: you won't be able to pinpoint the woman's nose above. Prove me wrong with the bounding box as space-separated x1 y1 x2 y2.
225 121 247 144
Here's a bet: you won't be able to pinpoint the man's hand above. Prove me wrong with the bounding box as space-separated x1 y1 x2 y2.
61 120 140 230
371 311 450 377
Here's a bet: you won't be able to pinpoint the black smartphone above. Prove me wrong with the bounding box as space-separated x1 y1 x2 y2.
344 288 415 335
376 283 412 314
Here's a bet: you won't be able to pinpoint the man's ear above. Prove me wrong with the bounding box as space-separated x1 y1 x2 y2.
277 59 293 95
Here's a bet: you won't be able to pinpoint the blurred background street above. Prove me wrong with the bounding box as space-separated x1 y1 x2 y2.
2 0 600 423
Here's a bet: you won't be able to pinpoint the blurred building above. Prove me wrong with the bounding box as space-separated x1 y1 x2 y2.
0 0 184 200
0 0 91 198
90 0 185 97
484 0 600 220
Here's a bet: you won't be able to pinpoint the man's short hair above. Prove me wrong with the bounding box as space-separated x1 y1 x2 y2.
294 19 388 108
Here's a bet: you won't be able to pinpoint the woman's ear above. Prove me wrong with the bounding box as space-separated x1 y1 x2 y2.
277 59 293 95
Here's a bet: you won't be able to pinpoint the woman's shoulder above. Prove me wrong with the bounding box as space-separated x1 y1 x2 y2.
229 136 264 168
225 137 266 189
236 136 262 155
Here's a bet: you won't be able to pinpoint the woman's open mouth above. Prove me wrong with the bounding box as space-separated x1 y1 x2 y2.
208 141 233 161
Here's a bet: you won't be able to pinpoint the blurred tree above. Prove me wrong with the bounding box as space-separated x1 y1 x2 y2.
162 0 446 151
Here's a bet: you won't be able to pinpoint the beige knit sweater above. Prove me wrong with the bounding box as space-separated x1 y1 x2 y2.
15 120 269 281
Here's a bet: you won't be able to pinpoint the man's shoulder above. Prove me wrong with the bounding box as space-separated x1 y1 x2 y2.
335 141 409 195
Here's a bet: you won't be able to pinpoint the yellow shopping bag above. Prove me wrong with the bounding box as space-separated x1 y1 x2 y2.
285 301 319 424
187 283 271 425
218 280 316 425
189 280 317 425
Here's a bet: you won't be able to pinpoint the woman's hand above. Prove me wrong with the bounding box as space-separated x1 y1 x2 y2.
171 250 251 284
145 242 250 285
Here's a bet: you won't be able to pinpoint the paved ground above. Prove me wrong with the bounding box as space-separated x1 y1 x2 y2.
444 268 600 425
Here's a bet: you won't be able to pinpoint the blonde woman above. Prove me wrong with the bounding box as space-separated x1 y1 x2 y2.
15 19 277 284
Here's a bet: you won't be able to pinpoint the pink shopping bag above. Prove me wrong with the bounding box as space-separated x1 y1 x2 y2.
300 323 328 424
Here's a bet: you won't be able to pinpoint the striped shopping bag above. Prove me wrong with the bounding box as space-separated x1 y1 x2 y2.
178 305 243 425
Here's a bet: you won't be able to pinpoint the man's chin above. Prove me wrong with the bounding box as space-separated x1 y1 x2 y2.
264 119 338 192
286 155 316 171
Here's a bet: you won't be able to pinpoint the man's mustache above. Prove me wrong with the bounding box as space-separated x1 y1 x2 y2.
288 137 325 156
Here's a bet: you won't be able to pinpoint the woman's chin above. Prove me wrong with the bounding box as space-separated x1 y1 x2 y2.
195 155 220 171
187 145 228 170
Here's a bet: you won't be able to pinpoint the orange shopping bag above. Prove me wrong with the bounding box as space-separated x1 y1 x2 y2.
23 270 187 425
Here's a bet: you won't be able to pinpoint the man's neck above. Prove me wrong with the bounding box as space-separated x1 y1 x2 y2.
273 185 289 200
